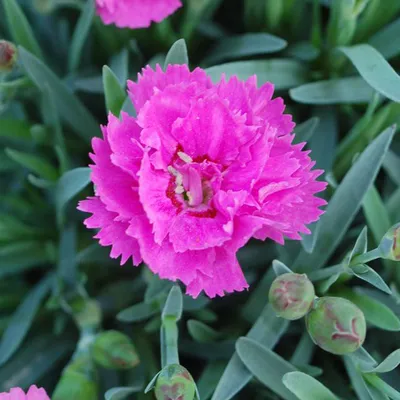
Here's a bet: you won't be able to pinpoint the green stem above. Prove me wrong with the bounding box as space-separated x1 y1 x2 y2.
162 317 179 366
364 374 400 400
308 264 344 282
352 248 381 265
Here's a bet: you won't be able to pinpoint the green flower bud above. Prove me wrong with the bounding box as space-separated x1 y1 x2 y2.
0 40 17 72
306 297 366 355
379 223 400 261
92 330 139 370
269 273 315 320
155 364 196 400
53 356 98 400
71 298 102 330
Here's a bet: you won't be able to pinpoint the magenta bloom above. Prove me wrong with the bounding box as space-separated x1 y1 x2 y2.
79 65 326 298
96 0 182 29
0 386 49 400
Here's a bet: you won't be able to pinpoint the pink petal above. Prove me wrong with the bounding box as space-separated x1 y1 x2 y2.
78 197 142 265
96 0 182 29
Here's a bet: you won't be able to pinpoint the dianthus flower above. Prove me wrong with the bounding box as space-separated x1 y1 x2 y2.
79 65 327 298
0 386 49 400
96 0 182 29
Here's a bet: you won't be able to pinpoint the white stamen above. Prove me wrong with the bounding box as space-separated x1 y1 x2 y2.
175 186 184 194
177 151 193 164
167 166 178 176
175 173 183 187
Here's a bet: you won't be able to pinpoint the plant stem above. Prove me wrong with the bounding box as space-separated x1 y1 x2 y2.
351 248 381 265
308 264 344 281
162 317 179 366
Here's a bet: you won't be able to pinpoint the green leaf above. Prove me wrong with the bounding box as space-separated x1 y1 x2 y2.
105 385 142 400
58 224 77 288
0 274 53 366
340 44 400 103
293 117 319 144
290 77 374 104
365 382 390 400
206 59 308 90
363 185 392 245
203 33 287 65
294 125 396 273
383 150 400 187
187 320 221 343
110 48 129 85
364 349 400 374
3 0 43 60
344 356 374 400
162 285 183 321
369 17 400 60
117 302 158 323
0 334 73 391
197 362 225 400
236 337 297 400
164 39 189 68
338 289 400 331
5 148 58 181
18 48 98 142
103 66 127 116
351 265 392 295
272 260 293 276
68 0 95 72
282 372 339 400
212 305 288 400
349 227 368 262
0 119 31 141
0 240 51 278
144 372 161 394
55 167 91 226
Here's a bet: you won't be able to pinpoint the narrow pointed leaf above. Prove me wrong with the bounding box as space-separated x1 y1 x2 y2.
3 0 43 59
0 274 53 366
18 48 98 142
164 39 189 68
283 372 339 400
203 33 287 65
272 260 293 276
162 285 183 321
290 77 374 104
68 0 95 72
187 320 221 343
340 44 400 102
206 59 308 90
105 385 142 400
294 125 396 273
236 337 297 400
103 66 127 116
364 349 400 374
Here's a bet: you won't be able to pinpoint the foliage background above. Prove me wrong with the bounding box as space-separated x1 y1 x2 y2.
1 0 400 399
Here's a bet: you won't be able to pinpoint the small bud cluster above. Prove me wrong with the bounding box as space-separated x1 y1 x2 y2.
155 364 196 400
0 40 17 72
379 223 400 261
269 272 366 355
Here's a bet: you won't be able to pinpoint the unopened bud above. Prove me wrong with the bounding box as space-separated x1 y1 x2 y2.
155 364 196 400
269 273 315 320
0 40 17 72
52 356 98 400
92 330 139 370
306 297 366 355
379 223 400 261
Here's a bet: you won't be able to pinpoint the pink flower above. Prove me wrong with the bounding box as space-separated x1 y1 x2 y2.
0 386 49 400
96 0 182 29
79 65 327 298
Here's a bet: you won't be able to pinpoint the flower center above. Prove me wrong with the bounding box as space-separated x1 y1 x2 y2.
167 151 212 208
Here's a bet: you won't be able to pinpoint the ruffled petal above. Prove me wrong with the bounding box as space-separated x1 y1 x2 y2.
128 65 212 112
78 197 142 265
96 0 182 29
26 386 50 400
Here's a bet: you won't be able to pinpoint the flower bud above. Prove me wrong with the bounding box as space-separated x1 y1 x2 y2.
306 297 366 355
155 364 196 400
0 40 17 72
92 330 139 370
379 223 400 261
269 273 315 320
52 356 98 400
